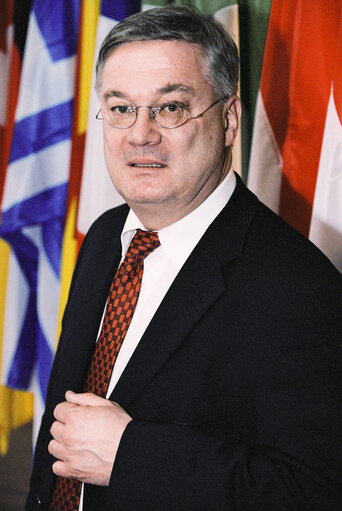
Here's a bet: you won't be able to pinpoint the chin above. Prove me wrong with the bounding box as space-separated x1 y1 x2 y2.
120 183 171 205
127 193 168 206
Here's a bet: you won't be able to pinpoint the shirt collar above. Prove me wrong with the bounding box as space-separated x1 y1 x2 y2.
121 170 236 267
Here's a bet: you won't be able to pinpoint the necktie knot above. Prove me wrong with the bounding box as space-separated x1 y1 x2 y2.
124 229 160 264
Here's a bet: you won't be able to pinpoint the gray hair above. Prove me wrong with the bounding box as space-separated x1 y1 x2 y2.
95 6 239 99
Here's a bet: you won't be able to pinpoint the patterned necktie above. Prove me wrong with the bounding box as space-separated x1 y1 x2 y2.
49 229 160 511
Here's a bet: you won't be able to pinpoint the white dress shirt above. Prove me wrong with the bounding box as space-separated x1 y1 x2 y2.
79 169 236 509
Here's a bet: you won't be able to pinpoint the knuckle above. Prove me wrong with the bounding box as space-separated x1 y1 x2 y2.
62 427 78 446
52 460 63 476
50 420 57 436
48 440 54 454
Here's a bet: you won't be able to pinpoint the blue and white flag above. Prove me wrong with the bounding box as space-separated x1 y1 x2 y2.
0 0 81 442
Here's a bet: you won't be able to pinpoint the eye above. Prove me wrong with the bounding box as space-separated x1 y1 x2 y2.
162 103 182 113
110 105 132 115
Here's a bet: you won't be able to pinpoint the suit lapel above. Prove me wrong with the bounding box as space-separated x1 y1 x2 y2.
56 205 129 394
111 177 259 407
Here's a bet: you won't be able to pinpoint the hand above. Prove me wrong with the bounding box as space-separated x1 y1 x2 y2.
48 391 132 486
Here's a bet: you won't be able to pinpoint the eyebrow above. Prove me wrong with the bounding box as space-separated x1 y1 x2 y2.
157 83 196 96
103 90 127 102
102 83 196 103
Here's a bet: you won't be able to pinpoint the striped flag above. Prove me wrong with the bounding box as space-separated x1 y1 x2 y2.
57 0 102 330
0 0 13 193
248 0 342 271
0 0 34 456
0 0 81 444
309 15 342 270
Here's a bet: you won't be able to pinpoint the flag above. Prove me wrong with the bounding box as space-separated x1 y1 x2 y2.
309 16 342 270
248 0 342 271
0 0 81 446
57 0 101 335
237 0 272 180
0 0 34 456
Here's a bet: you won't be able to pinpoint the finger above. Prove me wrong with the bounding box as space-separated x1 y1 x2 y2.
53 400 77 422
52 460 85 482
65 390 112 407
50 420 64 442
48 438 65 460
52 460 71 478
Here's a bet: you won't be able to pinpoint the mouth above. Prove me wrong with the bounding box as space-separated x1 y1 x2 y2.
129 163 166 168
127 158 167 169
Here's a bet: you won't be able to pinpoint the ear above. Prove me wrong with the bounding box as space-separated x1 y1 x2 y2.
223 96 241 147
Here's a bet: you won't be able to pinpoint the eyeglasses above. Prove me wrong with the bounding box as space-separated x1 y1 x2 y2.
95 97 227 130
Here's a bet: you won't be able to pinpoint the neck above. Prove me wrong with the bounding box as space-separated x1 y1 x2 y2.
129 152 232 231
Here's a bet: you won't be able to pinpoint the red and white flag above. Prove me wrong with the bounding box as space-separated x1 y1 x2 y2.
248 0 342 271
309 16 342 269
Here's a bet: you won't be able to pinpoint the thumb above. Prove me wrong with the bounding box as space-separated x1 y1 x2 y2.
65 390 111 407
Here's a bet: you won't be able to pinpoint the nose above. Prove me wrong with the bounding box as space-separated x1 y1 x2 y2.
126 106 162 146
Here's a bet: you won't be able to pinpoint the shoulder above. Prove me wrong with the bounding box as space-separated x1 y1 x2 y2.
252 199 338 280
68 203 129 290
86 203 130 238
231 176 340 284
79 203 129 251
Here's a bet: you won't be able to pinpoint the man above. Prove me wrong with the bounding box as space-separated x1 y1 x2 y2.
26 6 342 510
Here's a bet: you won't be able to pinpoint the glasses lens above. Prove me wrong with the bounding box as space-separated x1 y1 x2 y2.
105 106 136 128
98 103 189 129
155 103 185 128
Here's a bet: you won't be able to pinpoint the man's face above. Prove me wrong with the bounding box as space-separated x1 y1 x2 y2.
99 40 239 228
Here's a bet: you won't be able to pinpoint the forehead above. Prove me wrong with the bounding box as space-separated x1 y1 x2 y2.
100 40 213 100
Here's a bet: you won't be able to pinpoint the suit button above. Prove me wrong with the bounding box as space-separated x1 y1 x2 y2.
36 495 43 505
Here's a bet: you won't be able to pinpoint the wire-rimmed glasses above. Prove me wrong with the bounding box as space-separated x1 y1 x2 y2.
96 97 228 130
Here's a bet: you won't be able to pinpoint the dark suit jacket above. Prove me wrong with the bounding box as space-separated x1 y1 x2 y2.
26 176 342 510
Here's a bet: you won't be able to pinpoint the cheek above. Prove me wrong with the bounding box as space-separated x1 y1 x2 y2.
103 131 124 171
103 144 115 183
179 129 220 167
103 130 117 157
170 130 198 164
